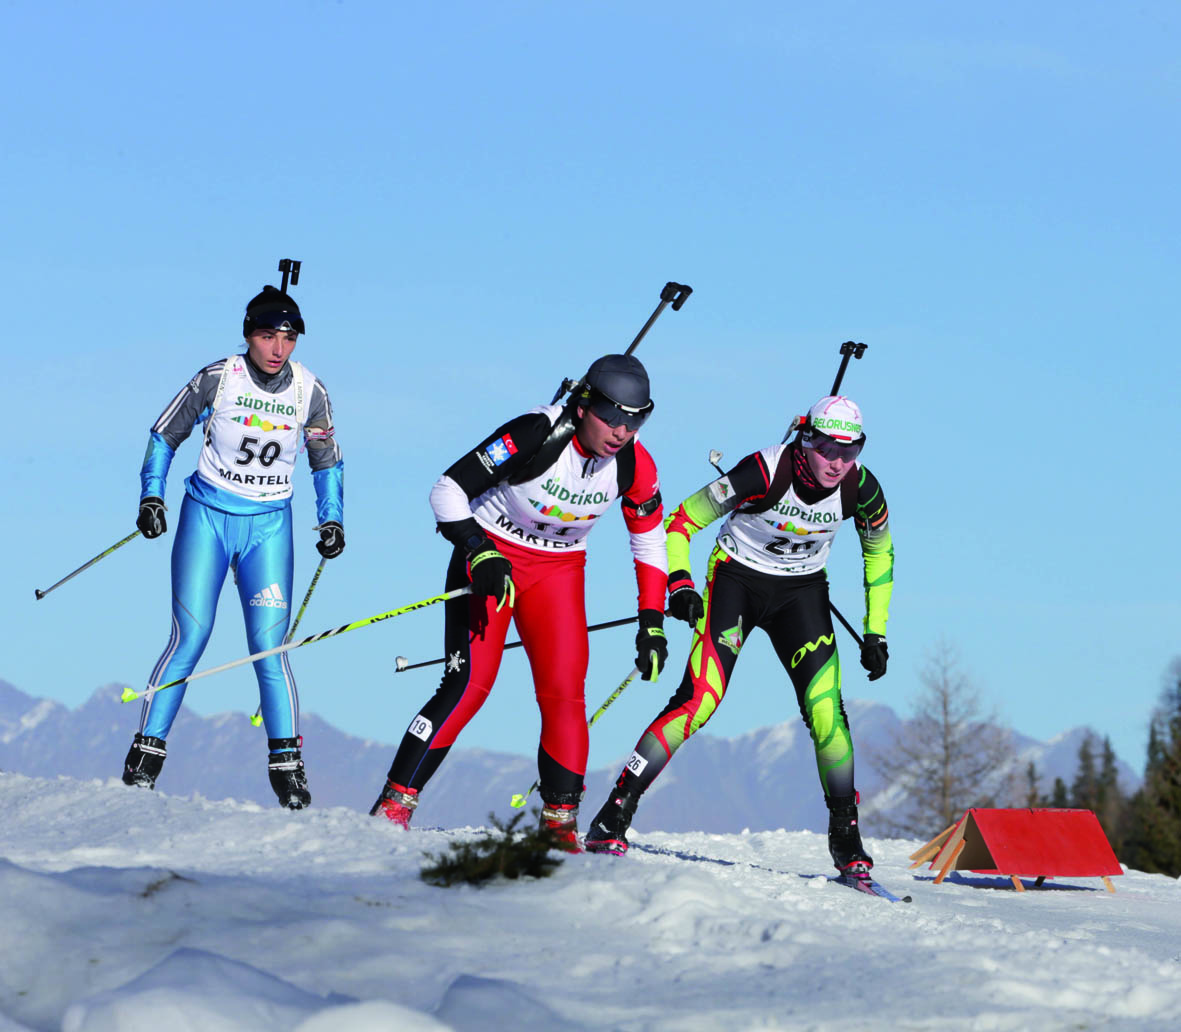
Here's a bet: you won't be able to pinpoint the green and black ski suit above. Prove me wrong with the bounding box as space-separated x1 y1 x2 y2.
611 438 894 804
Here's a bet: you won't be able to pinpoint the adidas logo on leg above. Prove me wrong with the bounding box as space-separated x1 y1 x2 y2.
250 583 289 609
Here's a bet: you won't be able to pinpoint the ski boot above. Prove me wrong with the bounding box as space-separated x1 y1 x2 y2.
539 789 583 852
584 789 640 856
827 793 873 875
121 733 167 789
369 779 419 828
267 737 311 810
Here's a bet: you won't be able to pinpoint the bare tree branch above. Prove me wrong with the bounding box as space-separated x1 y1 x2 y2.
868 639 1018 837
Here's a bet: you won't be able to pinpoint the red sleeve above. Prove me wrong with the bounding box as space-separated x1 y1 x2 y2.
621 441 667 612
622 441 663 533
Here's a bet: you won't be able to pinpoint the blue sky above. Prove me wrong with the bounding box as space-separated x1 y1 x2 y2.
3 2 1178 785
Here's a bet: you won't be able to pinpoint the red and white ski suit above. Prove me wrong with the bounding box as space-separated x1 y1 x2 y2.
383 402 667 802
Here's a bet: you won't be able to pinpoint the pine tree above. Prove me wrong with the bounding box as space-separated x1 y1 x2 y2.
1024 760 1041 808
1095 736 1124 842
419 810 568 886
1146 720 1166 776
1120 659 1181 876
1048 777 1069 807
1070 733 1098 811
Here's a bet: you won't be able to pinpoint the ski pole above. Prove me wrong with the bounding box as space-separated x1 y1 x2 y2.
551 280 693 402
121 586 471 705
821 340 867 646
781 341 869 443
250 557 327 726
829 340 867 395
510 664 642 809
828 602 864 648
588 665 642 729
34 530 141 601
624 281 693 356
394 612 646 674
287 557 327 639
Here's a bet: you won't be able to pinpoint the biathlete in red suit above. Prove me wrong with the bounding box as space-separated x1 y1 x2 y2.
370 355 668 845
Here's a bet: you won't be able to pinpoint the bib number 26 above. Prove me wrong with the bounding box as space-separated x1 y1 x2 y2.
764 538 817 556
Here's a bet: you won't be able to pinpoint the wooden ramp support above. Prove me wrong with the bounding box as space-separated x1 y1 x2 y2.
924 808 1123 892
909 822 957 869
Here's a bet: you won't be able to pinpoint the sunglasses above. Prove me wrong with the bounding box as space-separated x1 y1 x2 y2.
586 394 654 432
803 430 864 462
248 310 305 335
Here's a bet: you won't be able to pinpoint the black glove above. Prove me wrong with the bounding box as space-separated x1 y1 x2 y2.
860 633 888 681
468 539 515 610
666 570 704 626
635 608 668 682
316 521 345 559
136 497 167 539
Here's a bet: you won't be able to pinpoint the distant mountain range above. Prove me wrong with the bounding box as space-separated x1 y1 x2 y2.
0 677 1140 836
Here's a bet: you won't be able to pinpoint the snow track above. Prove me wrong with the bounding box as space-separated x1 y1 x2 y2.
0 774 1179 1031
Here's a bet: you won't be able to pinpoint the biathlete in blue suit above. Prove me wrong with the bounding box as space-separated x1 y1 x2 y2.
121 285 345 808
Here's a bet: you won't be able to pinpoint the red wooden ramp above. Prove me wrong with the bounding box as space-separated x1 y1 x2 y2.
909 808 1122 892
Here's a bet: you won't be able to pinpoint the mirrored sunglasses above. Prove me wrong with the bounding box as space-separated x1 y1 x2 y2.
250 310 305 335
587 395 653 432
803 430 864 462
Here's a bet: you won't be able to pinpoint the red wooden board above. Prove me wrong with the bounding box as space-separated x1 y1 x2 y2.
958 808 1121 877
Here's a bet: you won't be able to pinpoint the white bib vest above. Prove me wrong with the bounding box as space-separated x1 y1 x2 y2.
472 404 632 552
717 444 852 576
196 357 311 502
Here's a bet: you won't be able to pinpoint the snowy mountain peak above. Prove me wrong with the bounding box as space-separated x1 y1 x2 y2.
0 676 1142 833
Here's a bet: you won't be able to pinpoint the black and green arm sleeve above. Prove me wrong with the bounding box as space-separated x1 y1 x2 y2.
853 466 894 637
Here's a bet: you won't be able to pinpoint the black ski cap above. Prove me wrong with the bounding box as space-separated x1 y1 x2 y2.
243 285 305 337
578 353 652 409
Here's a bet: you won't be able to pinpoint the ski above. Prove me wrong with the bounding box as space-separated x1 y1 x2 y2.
832 864 912 903
631 844 913 902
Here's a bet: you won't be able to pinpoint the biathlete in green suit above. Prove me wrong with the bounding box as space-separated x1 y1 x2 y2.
584 395 893 874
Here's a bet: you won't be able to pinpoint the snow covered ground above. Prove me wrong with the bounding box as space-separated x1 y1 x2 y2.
1 774 1179 1032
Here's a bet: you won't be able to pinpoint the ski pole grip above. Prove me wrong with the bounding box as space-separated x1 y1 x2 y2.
278 258 301 292
551 376 580 404
662 282 693 310
830 341 867 395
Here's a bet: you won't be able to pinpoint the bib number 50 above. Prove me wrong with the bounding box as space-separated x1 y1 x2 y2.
235 436 282 468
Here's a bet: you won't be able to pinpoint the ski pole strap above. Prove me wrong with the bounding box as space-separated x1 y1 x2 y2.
35 529 142 600
122 586 472 705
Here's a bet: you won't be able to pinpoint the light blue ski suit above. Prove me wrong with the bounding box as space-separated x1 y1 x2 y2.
136 354 343 741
